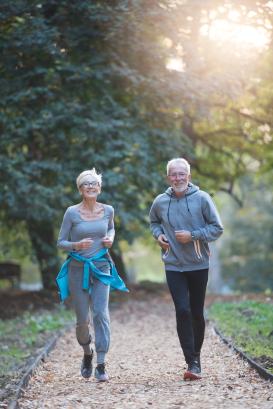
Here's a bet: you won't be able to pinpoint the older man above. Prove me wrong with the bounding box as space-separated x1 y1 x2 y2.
149 158 223 380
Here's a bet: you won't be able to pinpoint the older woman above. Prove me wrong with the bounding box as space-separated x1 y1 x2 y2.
56 168 128 382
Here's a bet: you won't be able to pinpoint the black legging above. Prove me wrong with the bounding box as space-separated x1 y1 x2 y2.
166 269 208 364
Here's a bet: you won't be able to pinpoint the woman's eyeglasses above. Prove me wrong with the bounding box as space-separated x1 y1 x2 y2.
80 181 99 188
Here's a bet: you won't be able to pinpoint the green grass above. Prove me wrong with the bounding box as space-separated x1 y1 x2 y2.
208 300 273 372
0 306 74 391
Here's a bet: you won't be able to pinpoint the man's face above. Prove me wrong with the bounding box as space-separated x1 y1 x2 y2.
167 164 190 193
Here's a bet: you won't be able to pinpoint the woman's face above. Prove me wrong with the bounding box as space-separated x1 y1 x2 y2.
167 163 190 193
79 178 101 199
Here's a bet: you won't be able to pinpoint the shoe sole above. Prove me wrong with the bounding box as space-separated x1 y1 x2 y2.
95 370 109 382
183 370 202 381
81 371 92 379
95 376 109 382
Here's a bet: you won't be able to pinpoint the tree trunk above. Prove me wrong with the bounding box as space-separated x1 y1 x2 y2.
27 220 60 290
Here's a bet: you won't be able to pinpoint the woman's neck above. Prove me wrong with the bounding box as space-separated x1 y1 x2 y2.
81 198 97 211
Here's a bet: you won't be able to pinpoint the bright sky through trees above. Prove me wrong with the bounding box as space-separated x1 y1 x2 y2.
167 5 271 71
201 11 271 51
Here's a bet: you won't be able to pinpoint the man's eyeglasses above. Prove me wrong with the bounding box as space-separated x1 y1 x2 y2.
168 172 188 178
80 181 99 188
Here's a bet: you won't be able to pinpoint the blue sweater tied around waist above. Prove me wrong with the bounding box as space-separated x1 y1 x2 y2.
56 248 129 302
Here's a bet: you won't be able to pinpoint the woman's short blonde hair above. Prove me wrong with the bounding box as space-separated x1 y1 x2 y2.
76 168 102 190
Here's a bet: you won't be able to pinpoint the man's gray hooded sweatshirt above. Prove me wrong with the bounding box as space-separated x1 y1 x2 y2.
149 183 224 272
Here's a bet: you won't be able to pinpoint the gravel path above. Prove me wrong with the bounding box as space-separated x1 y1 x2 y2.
17 296 273 409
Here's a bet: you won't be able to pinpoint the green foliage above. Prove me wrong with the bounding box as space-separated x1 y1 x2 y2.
121 239 165 283
0 306 73 385
0 218 32 261
220 176 273 292
20 311 72 344
0 0 193 286
208 300 273 372
0 1 272 287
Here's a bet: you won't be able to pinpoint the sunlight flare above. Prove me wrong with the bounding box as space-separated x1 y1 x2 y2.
200 7 271 51
166 57 184 72
201 21 270 50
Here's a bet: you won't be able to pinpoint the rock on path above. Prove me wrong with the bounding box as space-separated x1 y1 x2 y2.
18 297 272 409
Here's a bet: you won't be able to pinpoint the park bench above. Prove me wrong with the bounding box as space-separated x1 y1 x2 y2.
0 262 21 288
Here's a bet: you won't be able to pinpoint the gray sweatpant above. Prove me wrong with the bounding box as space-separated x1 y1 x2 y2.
68 261 110 364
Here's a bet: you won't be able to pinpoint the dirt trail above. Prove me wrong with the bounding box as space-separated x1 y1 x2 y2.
17 296 272 409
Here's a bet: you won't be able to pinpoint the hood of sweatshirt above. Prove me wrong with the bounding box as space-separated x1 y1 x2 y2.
165 183 200 226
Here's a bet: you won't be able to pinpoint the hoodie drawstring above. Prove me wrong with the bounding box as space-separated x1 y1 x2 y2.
185 194 191 214
193 240 202 259
167 187 191 228
167 187 202 259
167 192 175 229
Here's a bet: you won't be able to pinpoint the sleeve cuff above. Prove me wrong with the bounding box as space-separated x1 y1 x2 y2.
191 231 198 241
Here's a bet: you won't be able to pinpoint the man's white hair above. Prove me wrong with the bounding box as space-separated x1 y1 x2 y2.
166 158 191 175
76 168 102 189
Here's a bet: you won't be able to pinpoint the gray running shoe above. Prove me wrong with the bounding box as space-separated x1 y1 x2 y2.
95 363 109 382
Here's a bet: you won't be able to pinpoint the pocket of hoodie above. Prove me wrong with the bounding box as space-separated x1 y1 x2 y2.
162 247 170 260
203 241 210 257
161 247 179 265
191 240 210 261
